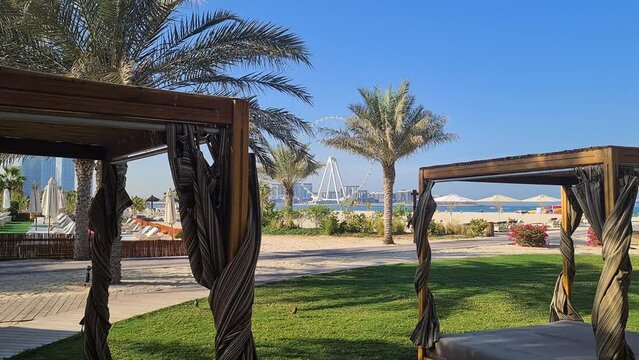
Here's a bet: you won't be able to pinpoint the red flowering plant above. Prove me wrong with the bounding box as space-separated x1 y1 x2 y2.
509 224 548 247
587 226 602 247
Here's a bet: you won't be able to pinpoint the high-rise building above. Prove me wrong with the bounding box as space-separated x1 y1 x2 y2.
21 156 76 193
55 158 75 191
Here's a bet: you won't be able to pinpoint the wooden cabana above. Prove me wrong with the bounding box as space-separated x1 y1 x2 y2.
414 146 639 360
0 67 259 359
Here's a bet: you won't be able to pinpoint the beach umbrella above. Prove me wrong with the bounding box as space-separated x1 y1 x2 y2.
29 182 42 226
477 194 520 221
42 178 59 234
164 188 177 240
2 188 10 210
522 194 560 218
57 187 67 210
434 194 476 219
146 195 160 209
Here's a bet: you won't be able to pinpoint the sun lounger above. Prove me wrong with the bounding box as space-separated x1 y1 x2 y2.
135 227 160 239
546 217 560 228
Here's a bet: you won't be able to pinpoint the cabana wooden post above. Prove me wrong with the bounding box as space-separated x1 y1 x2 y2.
416 146 639 360
0 66 256 359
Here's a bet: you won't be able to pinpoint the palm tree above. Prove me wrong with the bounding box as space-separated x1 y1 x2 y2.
322 81 457 244
1 1 312 281
130 196 147 215
262 144 321 210
0 166 26 194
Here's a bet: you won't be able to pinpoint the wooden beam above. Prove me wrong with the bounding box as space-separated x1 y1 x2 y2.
603 148 619 217
227 99 250 261
466 173 578 186
422 148 605 181
0 136 105 160
0 88 230 126
0 66 234 125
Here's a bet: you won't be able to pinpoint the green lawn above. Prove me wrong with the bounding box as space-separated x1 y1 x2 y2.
0 222 31 234
13 254 639 360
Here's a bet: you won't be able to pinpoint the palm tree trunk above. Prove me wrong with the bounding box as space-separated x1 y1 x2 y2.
284 186 294 227
94 161 102 187
284 186 294 209
73 159 94 260
110 163 127 284
382 165 396 245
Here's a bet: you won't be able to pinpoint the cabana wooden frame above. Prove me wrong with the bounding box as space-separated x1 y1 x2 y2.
0 66 252 357
416 145 639 360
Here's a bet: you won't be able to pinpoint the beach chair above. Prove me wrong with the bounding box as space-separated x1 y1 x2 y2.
56 221 75 235
546 217 560 228
136 227 160 239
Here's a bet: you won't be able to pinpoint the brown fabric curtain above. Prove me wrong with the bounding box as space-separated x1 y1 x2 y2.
81 163 131 359
549 185 583 322
410 180 440 350
572 165 638 360
167 124 261 359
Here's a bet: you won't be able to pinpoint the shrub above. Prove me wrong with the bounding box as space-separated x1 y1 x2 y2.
509 224 548 247
263 226 323 236
467 218 489 238
444 220 464 235
429 221 446 236
261 196 279 227
587 226 602 247
322 214 341 235
371 212 406 236
392 218 405 234
303 205 333 228
341 212 369 233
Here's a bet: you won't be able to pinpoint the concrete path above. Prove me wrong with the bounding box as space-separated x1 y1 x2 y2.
0 235 515 358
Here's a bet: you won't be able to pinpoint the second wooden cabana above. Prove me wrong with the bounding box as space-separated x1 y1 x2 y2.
413 146 639 360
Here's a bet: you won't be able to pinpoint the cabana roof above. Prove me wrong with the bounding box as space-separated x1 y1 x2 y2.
420 145 639 186
0 66 239 162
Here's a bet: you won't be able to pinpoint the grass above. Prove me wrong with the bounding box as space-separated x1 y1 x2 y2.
13 254 639 360
0 222 31 234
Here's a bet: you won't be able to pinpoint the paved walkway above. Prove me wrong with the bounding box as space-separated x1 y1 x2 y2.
0 234 537 358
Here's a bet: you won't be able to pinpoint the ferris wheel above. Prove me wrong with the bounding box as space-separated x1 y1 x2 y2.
300 115 375 204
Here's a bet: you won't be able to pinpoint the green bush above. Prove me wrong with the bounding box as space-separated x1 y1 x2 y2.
261 196 279 227
467 218 489 237
322 214 341 235
429 221 446 236
302 205 333 228
372 212 406 236
263 226 323 236
341 212 369 233
392 218 405 234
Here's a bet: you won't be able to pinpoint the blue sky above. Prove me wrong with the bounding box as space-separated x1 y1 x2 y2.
126 0 639 199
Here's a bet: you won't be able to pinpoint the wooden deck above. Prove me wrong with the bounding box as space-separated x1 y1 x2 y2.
0 286 208 358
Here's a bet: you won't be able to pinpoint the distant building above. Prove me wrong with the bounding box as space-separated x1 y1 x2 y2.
21 157 76 193
268 182 313 203
362 189 414 204
55 158 75 191
343 185 359 199
395 189 413 204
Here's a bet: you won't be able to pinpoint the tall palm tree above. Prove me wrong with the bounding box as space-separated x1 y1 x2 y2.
0 166 26 194
262 144 321 210
1 1 312 281
322 81 457 244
